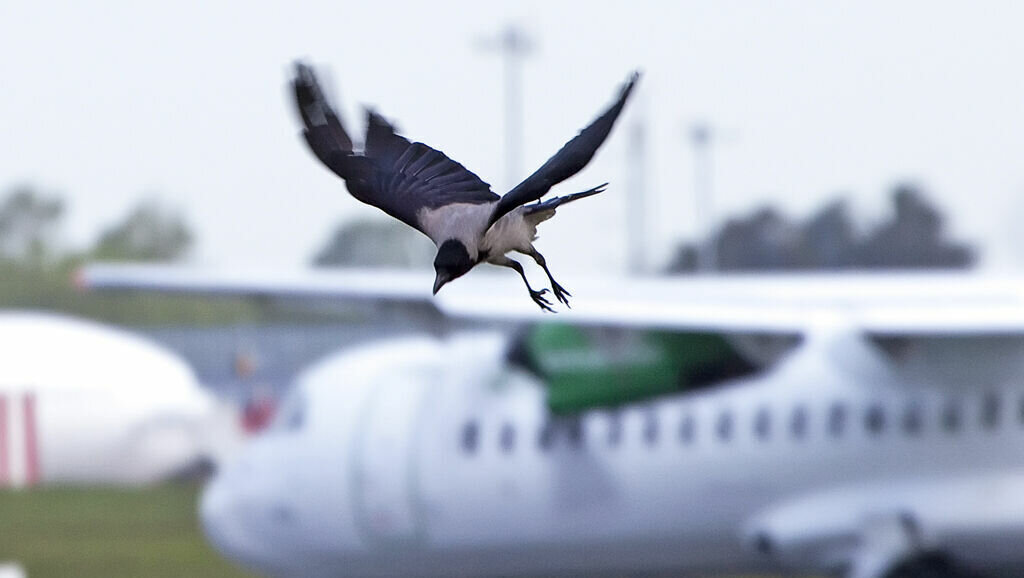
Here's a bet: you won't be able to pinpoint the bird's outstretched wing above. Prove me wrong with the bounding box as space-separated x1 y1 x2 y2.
293 62 498 233
487 71 640 229
293 63 355 169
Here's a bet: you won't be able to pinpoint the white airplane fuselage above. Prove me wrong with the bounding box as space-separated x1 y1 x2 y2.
0 311 231 486
201 330 1024 577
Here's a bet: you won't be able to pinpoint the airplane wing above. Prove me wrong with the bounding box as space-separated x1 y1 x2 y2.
77 264 436 303
434 271 1024 335
78 264 1024 335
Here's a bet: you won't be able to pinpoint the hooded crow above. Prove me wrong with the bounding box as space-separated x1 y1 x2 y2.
292 62 639 311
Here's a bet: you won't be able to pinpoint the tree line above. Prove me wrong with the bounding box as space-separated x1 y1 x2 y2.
666 183 974 273
0 185 259 325
0 181 977 324
313 182 976 274
0 185 192 269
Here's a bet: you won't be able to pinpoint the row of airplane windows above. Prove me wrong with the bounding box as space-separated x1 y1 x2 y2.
459 391 1014 455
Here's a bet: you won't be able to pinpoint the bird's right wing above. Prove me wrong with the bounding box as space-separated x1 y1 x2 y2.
293 63 499 235
486 71 640 229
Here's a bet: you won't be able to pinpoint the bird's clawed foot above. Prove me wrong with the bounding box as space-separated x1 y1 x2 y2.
550 281 572 307
530 288 555 312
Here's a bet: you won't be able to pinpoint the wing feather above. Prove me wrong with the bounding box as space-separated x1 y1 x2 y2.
292 63 498 235
487 71 640 229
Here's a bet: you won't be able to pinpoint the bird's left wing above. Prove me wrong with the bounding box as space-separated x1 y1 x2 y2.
293 63 499 235
486 71 640 229
361 110 500 226
293 63 357 178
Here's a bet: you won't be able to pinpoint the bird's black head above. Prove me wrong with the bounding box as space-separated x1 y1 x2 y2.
433 239 474 294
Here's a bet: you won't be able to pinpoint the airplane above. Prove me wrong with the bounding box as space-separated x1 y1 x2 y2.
79 264 1024 577
0 310 240 486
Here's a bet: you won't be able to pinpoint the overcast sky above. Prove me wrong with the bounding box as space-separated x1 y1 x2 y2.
4 1 1024 272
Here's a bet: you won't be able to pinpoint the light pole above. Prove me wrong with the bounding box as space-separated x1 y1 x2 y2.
627 117 648 275
691 123 716 272
478 25 533 190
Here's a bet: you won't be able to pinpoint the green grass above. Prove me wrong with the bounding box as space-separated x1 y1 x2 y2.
0 484 256 578
0 486 811 578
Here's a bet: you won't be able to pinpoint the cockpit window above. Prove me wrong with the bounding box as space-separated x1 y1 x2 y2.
272 390 306 433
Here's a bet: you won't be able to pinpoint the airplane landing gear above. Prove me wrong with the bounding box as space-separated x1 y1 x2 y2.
884 552 979 578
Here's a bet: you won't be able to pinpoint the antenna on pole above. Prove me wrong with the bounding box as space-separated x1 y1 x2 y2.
690 122 716 272
477 24 533 191
627 115 648 275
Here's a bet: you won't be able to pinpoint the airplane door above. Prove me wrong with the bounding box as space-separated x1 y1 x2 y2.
352 371 431 545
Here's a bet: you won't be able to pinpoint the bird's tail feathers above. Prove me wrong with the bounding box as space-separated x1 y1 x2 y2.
524 183 607 218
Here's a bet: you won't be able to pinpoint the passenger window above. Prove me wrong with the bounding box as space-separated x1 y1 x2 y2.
606 412 623 447
790 405 808 440
753 407 771 441
500 422 516 453
538 418 582 450
981 392 1000 430
828 403 846 438
538 420 555 450
716 411 733 442
643 411 659 446
902 402 923 435
461 420 479 455
566 418 583 448
679 413 696 445
942 399 962 433
865 404 885 435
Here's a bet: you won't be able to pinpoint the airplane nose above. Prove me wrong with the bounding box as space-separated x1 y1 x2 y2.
200 474 263 569
199 477 238 556
199 461 291 575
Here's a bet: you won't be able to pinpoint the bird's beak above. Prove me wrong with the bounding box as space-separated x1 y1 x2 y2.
433 274 447 295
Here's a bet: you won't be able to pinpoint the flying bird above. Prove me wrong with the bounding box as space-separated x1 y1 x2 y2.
292 62 639 311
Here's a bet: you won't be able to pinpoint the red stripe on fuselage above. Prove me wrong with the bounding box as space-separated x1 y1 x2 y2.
0 395 8 485
23 393 39 485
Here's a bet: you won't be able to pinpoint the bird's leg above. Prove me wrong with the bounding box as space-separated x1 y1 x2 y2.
526 248 571 307
490 255 554 312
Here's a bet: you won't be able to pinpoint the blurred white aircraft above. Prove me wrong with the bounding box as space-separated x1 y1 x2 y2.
80 266 1024 577
0 311 238 486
